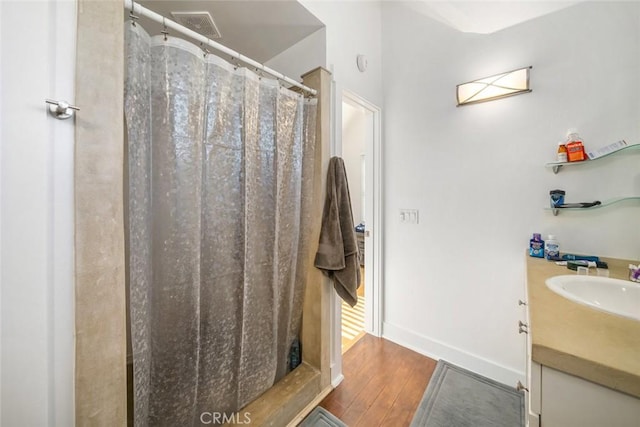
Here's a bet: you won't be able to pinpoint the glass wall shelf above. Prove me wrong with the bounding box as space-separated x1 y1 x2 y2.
546 197 640 216
545 143 640 174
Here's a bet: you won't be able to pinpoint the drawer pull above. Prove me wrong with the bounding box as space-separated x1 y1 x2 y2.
516 381 529 392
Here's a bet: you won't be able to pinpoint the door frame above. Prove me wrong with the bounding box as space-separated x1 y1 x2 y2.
329 85 383 386
341 89 382 337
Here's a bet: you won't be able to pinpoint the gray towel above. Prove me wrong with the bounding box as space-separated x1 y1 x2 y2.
314 157 361 307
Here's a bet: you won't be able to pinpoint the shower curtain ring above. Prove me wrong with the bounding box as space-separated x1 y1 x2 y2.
129 4 139 25
161 17 169 41
199 42 210 57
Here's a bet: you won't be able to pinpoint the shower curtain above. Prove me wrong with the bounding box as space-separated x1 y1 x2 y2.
124 23 317 426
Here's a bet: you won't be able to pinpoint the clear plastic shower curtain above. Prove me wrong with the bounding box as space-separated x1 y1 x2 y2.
124 24 317 426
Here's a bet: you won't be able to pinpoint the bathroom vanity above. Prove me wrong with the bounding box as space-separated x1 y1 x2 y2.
524 256 640 427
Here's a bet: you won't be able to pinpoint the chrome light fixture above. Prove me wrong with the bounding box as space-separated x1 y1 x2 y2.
456 66 532 106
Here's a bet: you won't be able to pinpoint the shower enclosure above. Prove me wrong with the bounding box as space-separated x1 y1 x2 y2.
124 22 321 426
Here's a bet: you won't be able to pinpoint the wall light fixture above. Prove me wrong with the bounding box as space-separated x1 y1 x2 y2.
456 66 532 106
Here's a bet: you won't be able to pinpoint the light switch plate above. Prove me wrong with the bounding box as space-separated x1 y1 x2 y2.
400 209 419 224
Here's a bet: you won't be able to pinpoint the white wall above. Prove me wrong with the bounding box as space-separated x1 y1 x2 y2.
297 1 383 387
300 0 383 110
342 102 366 224
0 0 76 425
264 28 326 82
381 1 640 385
291 0 383 217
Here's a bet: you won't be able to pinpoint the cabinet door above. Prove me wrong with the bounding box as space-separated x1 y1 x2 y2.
527 361 541 427
541 366 640 427
523 272 541 427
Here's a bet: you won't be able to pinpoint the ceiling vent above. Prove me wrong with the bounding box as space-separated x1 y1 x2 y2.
171 11 222 39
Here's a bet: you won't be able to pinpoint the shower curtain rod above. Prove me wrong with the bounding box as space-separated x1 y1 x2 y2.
123 0 318 97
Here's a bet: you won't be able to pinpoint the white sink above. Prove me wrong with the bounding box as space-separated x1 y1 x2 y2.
545 275 640 321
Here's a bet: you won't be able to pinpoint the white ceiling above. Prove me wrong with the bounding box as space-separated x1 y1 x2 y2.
404 1 584 34
134 0 324 62
132 1 585 64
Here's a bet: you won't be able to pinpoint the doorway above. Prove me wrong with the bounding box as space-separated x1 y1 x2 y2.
339 90 382 355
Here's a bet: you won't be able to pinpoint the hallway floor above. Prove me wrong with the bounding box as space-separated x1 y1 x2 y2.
341 295 366 353
341 266 366 353
320 334 437 427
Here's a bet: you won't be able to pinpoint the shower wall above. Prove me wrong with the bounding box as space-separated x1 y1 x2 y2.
75 0 126 425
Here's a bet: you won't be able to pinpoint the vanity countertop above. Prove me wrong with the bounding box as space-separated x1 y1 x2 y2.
526 255 640 398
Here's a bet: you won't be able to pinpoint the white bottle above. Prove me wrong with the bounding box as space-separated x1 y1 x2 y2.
545 235 560 260
557 141 568 162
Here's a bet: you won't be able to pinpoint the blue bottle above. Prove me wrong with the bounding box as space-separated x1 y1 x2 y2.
529 233 545 258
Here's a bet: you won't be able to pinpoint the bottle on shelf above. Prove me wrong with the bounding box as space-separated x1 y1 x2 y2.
550 189 565 208
557 141 568 162
566 131 587 162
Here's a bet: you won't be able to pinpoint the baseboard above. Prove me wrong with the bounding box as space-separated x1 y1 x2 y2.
382 321 524 387
527 412 540 427
331 373 344 388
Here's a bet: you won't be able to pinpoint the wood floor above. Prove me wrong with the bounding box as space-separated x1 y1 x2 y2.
341 266 367 353
341 296 366 353
320 334 437 427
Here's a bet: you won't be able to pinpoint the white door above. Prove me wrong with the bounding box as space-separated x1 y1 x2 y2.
0 1 76 425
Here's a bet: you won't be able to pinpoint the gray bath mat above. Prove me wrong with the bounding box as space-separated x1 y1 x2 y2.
299 406 347 427
410 360 524 427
